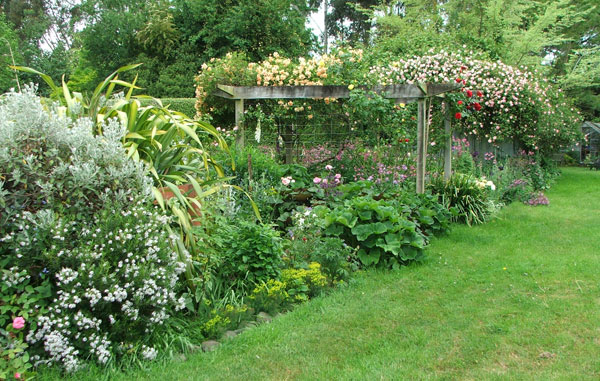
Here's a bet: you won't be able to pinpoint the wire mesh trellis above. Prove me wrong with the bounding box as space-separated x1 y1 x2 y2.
243 99 364 165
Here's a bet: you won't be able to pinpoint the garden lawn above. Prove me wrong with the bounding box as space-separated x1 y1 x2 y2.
42 167 600 380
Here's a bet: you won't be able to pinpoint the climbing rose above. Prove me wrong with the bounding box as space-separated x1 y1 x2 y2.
477 90 483 97
473 102 482 111
466 90 473 98
12 317 25 330
15 373 21 380
457 100 463 105
455 78 462 83
455 112 462 119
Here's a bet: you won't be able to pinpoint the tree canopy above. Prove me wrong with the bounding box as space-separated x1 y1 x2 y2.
1 0 598 119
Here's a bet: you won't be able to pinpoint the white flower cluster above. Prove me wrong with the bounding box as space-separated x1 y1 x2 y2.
475 177 496 191
1 266 30 288
18 202 187 372
291 207 320 232
140 345 158 361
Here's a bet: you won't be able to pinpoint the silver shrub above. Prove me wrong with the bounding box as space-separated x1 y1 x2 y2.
0 85 151 218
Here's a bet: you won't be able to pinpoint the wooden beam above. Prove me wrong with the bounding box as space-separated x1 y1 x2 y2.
215 84 437 100
444 103 452 181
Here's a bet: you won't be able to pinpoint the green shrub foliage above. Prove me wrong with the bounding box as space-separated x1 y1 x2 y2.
219 220 285 284
319 197 426 268
140 98 197 118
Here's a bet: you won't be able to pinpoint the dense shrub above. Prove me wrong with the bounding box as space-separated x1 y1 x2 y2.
218 220 285 284
326 181 452 241
0 88 186 372
500 179 533 204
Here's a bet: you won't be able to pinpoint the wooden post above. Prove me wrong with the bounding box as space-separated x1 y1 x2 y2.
444 102 452 181
235 99 245 147
416 99 425 194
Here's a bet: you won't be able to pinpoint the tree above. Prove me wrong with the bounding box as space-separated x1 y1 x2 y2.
0 13 22 92
173 0 315 62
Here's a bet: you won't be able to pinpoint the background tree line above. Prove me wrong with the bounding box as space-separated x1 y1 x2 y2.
0 0 598 119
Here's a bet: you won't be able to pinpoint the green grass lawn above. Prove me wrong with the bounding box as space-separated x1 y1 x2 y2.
40 167 600 380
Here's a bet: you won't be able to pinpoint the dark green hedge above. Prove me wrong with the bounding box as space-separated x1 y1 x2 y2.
140 98 197 118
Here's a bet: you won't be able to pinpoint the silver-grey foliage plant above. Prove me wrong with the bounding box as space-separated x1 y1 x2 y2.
0 85 152 220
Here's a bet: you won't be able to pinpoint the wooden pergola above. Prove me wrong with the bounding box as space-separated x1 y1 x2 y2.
214 83 460 193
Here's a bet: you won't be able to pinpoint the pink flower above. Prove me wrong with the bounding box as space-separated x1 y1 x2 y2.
12 317 25 330
313 177 322 184
325 164 333 171
15 373 21 379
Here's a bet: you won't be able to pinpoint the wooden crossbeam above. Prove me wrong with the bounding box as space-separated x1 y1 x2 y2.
215 84 460 102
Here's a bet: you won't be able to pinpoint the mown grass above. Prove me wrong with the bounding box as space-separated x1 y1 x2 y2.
39 167 600 380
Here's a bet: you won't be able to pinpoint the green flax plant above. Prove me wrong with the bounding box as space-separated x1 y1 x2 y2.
13 65 260 306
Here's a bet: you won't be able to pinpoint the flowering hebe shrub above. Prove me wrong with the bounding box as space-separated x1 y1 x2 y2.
0 88 186 372
10 202 186 371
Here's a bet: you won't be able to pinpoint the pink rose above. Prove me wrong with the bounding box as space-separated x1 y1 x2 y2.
325 164 333 171
313 177 322 184
15 373 21 379
13 317 25 330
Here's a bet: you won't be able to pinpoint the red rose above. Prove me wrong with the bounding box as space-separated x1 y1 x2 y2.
467 104 472 110
405 138 410 142
457 100 463 105
454 112 462 119
474 102 482 111
477 90 483 97
460 66 467 71
455 78 462 83
302 237 307 242
466 90 473 98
